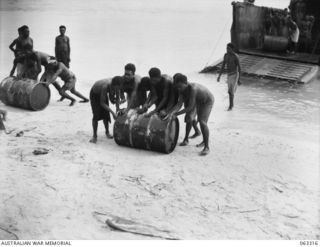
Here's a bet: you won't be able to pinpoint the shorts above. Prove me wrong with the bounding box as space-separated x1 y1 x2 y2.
62 76 76 91
90 90 111 122
227 72 239 95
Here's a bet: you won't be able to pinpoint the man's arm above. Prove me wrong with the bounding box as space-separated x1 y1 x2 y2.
46 64 63 86
144 85 158 109
167 92 185 115
153 82 169 113
175 87 196 116
55 37 58 57
100 86 116 119
9 39 17 53
67 37 71 60
217 55 226 81
235 53 241 85
36 54 42 75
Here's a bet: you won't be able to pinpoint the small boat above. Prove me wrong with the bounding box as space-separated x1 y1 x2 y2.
201 0 320 84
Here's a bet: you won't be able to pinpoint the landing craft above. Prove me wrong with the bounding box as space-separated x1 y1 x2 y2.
201 0 320 84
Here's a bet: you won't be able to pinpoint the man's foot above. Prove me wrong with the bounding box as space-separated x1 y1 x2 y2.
200 147 210 156
227 106 233 111
79 99 89 103
190 131 201 139
179 139 189 146
89 137 97 143
69 100 76 106
196 141 205 148
106 132 113 139
57 97 65 102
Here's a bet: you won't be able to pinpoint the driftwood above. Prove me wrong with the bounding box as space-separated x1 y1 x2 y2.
0 226 19 240
93 211 179 240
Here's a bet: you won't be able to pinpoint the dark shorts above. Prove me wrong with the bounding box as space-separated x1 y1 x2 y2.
90 90 111 122
61 76 76 91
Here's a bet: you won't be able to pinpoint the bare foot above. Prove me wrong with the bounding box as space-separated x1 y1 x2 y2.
89 137 97 143
69 100 76 106
200 147 210 156
179 139 189 146
106 133 113 139
196 141 205 148
57 97 65 102
80 99 89 103
227 107 233 111
190 132 201 139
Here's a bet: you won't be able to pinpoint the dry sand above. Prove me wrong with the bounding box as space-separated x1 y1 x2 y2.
0 74 319 240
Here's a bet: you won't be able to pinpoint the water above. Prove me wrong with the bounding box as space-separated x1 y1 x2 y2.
0 0 319 144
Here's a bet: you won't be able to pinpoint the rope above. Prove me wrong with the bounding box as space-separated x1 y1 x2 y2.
204 18 231 68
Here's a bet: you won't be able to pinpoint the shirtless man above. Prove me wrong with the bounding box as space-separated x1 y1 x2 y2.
41 61 89 106
119 63 140 113
217 43 241 111
159 73 201 139
164 73 214 156
143 67 173 117
134 76 157 114
9 25 33 78
89 76 123 143
55 25 71 68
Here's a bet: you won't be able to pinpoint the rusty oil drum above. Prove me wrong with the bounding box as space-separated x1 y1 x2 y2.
114 109 179 153
0 77 50 111
263 35 289 52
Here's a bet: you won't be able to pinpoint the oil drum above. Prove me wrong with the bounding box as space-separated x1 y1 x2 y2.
263 35 289 52
114 109 179 153
0 77 50 111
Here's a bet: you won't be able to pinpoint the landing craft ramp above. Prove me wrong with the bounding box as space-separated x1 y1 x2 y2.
201 54 319 84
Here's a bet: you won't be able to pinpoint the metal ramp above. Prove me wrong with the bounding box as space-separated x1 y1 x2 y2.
201 54 319 84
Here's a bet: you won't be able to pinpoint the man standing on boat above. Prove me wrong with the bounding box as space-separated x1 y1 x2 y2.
217 43 241 111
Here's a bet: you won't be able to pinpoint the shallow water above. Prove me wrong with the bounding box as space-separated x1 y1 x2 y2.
0 0 319 144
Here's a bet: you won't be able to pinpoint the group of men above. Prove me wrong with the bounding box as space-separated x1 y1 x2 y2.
8 25 88 106
3 23 241 156
89 43 241 156
89 63 215 155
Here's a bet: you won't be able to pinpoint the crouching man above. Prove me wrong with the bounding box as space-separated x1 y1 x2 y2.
89 76 123 143
164 73 214 156
41 61 89 106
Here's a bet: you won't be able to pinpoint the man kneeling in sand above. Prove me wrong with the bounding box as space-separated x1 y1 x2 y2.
41 61 89 106
89 76 123 143
164 73 214 156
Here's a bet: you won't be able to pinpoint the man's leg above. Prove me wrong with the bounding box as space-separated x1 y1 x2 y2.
10 62 17 77
70 88 89 102
228 93 234 111
199 120 210 155
89 119 98 143
190 120 201 139
196 102 213 155
180 121 192 146
103 119 113 139
59 87 76 106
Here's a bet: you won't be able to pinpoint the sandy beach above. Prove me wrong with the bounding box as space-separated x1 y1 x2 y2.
0 0 319 240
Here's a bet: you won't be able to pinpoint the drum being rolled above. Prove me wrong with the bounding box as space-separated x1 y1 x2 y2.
0 77 50 111
114 109 179 154
263 35 289 52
